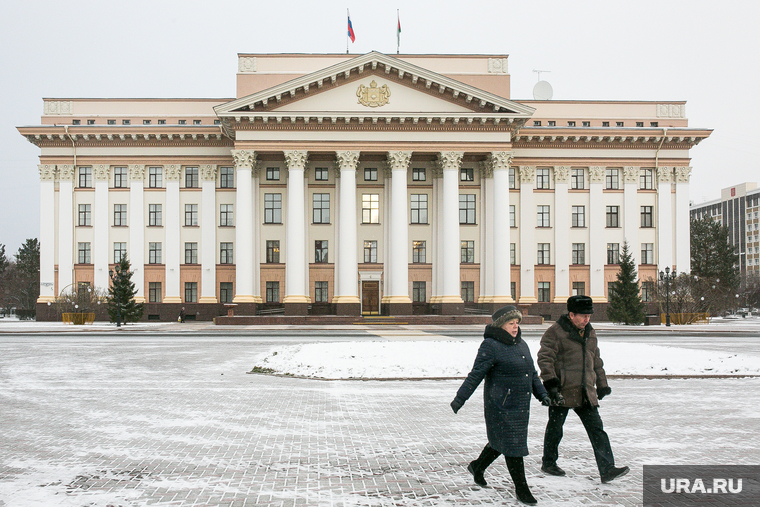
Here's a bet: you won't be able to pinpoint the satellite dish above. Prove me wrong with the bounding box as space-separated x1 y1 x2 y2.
533 80 553 100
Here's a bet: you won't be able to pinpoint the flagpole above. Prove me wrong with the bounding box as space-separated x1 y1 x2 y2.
396 9 400 55
346 8 349 54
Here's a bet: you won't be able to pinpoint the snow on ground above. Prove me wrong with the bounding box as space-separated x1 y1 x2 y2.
253 338 760 379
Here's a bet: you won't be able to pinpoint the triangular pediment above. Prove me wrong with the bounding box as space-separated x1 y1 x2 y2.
214 51 534 124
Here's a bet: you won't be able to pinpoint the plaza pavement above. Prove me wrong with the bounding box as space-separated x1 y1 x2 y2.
1 323 759 506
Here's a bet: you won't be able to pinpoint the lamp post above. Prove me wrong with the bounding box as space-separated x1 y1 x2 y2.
659 266 675 326
109 267 122 328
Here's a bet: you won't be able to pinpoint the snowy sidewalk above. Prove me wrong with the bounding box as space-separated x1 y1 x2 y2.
1 333 759 506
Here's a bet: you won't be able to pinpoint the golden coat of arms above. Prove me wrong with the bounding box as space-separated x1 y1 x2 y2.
357 80 390 107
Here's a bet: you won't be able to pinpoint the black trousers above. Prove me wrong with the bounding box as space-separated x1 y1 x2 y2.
542 404 615 475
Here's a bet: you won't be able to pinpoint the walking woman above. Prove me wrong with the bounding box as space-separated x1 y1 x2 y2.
451 306 550 505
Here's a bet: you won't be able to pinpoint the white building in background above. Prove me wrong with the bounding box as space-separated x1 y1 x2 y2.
19 52 711 320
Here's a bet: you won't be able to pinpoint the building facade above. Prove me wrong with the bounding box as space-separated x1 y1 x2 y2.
19 52 711 320
690 182 760 277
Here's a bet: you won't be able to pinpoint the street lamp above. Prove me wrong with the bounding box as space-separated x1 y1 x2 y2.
109 267 122 328
659 266 675 326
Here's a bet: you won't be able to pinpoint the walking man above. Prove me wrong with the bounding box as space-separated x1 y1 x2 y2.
537 295 629 483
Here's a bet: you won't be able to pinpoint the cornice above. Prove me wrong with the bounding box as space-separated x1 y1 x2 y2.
18 127 231 148
513 129 711 149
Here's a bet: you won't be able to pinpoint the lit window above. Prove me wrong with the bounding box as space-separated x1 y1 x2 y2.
413 241 426 263
266 241 280 263
362 194 379 224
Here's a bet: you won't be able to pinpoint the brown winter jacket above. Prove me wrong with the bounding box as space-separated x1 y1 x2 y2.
536 315 609 408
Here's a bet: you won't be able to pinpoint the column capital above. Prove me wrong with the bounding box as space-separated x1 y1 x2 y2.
674 166 692 183
437 151 463 172
657 166 674 184
335 150 360 172
165 164 182 180
488 151 513 171
38 164 57 181
232 149 257 169
284 150 309 170
201 164 217 181
518 166 535 183
129 164 146 181
554 165 571 185
623 166 639 183
57 164 74 181
589 166 605 183
93 164 109 180
386 151 412 170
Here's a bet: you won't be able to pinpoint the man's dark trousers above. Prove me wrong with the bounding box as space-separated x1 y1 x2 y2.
542 404 615 475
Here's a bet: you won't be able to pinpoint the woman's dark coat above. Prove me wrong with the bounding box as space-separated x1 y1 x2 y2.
536 314 609 408
455 325 547 457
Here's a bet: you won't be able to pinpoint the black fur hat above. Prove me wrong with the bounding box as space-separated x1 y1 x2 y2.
492 305 522 327
567 295 594 314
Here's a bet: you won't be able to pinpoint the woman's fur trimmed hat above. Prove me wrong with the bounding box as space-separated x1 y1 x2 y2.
492 305 522 327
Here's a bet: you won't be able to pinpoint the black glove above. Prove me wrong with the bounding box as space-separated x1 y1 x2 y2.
597 386 611 400
547 387 565 406
450 397 464 414
540 395 551 406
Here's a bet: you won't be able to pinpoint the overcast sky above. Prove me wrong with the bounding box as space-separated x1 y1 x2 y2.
1 0 758 255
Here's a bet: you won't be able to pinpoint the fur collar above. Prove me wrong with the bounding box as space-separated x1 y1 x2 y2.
557 314 593 345
484 324 521 346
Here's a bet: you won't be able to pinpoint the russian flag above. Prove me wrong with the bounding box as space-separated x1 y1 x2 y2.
347 11 356 42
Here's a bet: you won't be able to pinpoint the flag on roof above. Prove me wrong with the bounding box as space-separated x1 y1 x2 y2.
347 10 356 43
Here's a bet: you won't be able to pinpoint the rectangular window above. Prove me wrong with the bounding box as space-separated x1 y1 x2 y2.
158 119 166 125
572 205 585 227
314 167 329 181
509 205 516 227
641 280 654 302
220 242 233 264
122 119 131 125
178 120 186 125
185 204 198 226
413 240 426 263
78 242 91 264
149 282 162 303
605 168 620 190
616 121 624 127
184 282 197 303
650 122 659 127
459 194 476 224
460 168 474 181
315 240 328 263
607 243 620 264
533 120 541 126
364 168 377 181
538 282 551 302
149 242 162 264
264 194 282 224
193 119 201 125
572 281 585 296
511 282 516 301
547 120 556 126
602 121 610 127
114 204 127 226
142 120 151 125
220 204 234 227
266 282 279 303
266 240 280 263
107 119 116 125
509 167 516 189
461 240 475 263
220 282 233 303
266 167 279 181
113 242 126 263
149 167 162 188
537 205 551 227
184 242 198 264
537 243 551 265
149 204 162 226
364 240 378 263
571 168 585 189
582 121 591 127
314 281 329 303
313 193 330 224
606 206 620 227
510 243 516 265
536 167 550 189
641 206 654 227
220 167 234 188
185 167 199 188
641 243 654 264
636 121 644 127
461 281 475 302
567 121 576 127
79 166 92 188
78 204 91 226
413 281 426 303
640 168 654 190
113 166 128 188
410 194 428 224
362 194 380 224
572 243 585 265
412 167 426 181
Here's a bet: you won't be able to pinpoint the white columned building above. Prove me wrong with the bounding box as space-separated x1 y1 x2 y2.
518 166 537 304
128 164 146 303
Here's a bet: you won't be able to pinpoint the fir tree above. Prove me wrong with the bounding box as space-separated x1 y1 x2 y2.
607 241 645 325
108 255 144 325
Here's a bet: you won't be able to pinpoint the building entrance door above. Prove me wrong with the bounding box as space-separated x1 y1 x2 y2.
361 281 380 315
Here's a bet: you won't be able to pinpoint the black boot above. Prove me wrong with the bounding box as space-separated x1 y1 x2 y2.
506 457 538 505
468 444 500 487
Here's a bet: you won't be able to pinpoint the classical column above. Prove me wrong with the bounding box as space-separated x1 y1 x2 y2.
38 165 56 303
588 166 606 302
385 151 413 314
675 167 692 273
479 160 494 304
333 151 361 315
232 150 258 304
623 166 640 267
430 164 443 303
437 151 464 314
553 166 570 303
518 166 537 304
491 152 514 304
57 164 74 296
657 167 674 272
129 164 146 303
92 164 110 291
199 164 218 303
163 164 182 303
283 150 310 314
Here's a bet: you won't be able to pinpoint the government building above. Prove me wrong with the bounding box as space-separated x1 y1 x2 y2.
19 52 711 321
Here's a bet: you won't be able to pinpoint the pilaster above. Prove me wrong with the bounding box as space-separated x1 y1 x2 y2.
92 164 109 292
38 164 57 302
163 164 182 303
657 166 674 272
57 165 74 296
674 166 691 273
